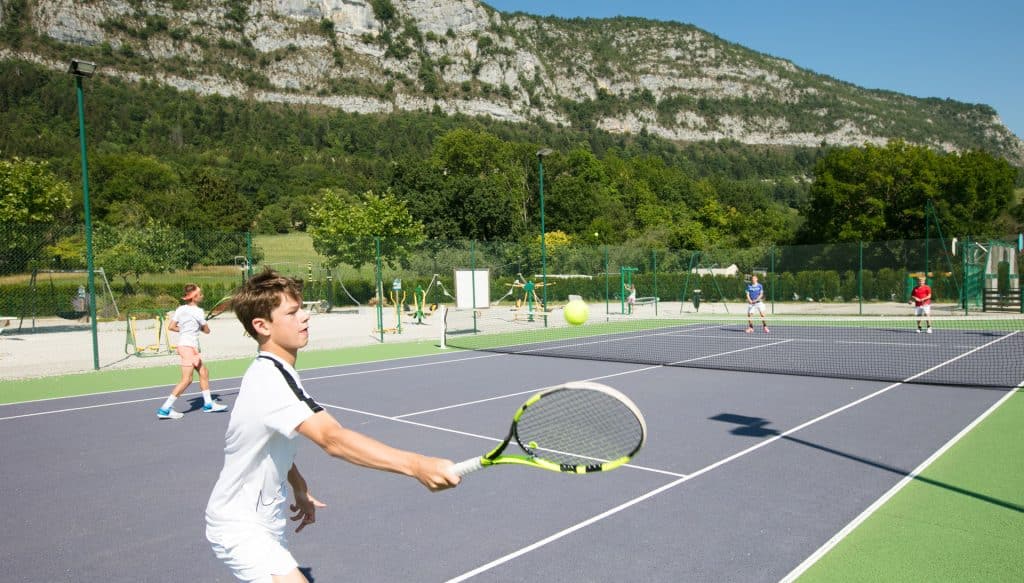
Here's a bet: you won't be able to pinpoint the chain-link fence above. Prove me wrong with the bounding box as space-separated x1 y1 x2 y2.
2 221 1020 332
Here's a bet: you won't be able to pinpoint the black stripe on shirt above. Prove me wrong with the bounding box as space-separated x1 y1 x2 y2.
257 355 323 413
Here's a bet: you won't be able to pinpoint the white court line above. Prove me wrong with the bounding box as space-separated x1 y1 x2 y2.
665 332 986 350
444 330 1021 582
779 382 1022 583
670 339 794 365
0 349 486 408
301 352 501 382
321 402 686 479
0 389 234 421
0 353 501 418
515 325 722 355
394 365 662 419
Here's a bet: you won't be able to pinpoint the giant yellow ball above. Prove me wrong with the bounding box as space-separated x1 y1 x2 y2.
564 300 589 326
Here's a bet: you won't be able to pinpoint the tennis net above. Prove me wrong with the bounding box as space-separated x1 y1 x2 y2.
442 308 1024 388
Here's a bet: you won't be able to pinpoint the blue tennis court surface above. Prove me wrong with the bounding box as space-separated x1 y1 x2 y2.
0 348 1015 581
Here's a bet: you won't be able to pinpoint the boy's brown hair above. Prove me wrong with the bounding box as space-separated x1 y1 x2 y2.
233 269 304 340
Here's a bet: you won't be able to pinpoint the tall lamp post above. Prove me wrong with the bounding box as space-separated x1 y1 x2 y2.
69 59 100 370
536 148 553 324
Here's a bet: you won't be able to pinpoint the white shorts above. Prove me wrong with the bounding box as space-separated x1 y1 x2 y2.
747 302 766 316
915 305 931 316
208 526 298 582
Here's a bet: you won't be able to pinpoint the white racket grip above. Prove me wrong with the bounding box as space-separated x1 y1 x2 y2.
452 457 484 477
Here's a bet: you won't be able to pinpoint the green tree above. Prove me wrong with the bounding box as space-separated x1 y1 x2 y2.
89 152 179 223
93 221 189 289
308 188 425 268
803 141 1015 243
802 141 940 242
0 157 74 273
935 150 1016 237
431 129 529 240
546 147 628 237
185 167 254 232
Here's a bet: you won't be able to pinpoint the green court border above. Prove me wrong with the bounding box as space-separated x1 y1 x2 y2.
798 389 1023 582
0 339 448 405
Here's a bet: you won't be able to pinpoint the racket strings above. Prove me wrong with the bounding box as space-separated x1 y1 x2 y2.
515 389 643 467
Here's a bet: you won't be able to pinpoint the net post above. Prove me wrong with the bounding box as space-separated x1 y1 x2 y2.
439 306 447 349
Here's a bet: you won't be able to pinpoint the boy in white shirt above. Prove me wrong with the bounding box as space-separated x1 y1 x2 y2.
205 269 459 582
158 284 227 419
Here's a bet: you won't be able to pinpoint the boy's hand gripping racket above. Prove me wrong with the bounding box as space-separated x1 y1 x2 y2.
452 381 647 477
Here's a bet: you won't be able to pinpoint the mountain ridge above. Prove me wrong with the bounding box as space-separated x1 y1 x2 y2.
3 0 1022 165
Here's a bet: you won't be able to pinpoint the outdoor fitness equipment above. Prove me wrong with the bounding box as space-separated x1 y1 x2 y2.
375 278 406 334
125 309 174 357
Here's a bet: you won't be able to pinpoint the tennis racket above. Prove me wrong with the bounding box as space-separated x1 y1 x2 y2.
205 295 234 320
452 381 647 477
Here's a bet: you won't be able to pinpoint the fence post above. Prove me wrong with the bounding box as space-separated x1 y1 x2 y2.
375 237 383 343
604 245 609 315
858 241 863 315
246 231 253 277
651 250 658 316
471 240 478 331
770 246 775 315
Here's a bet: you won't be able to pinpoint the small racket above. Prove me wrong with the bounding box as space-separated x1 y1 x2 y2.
205 295 234 320
452 381 647 477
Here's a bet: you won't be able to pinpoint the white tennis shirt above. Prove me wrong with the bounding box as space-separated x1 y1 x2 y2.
206 352 322 536
171 304 206 348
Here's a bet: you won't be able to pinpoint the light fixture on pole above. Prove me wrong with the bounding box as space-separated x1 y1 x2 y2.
536 148 553 324
68 59 100 370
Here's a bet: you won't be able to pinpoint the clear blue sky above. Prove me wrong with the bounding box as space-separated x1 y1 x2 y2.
485 1 1024 139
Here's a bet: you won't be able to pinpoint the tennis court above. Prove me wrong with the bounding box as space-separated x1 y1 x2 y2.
1 320 1021 581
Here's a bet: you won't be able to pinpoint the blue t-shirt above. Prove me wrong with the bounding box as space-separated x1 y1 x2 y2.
746 282 764 302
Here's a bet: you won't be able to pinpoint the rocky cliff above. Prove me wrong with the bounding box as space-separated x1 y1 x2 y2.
4 0 1022 163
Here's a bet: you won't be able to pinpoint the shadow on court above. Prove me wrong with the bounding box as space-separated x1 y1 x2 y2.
710 412 1024 513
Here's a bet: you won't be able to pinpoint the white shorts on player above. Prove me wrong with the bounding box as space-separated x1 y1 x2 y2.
208 526 298 583
915 305 931 317
747 301 766 316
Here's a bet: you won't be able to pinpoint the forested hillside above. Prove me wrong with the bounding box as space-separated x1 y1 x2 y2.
2 0 1023 281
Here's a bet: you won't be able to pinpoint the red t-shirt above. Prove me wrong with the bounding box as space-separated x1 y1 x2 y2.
911 284 932 306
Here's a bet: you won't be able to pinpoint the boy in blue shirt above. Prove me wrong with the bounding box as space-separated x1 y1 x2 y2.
745 275 769 334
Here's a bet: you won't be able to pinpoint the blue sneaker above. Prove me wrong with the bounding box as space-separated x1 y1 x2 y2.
202 402 228 413
157 408 184 420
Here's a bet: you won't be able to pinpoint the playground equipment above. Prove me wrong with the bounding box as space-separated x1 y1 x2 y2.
494 273 527 305
18 268 119 331
125 309 175 357
303 263 333 314
511 278 553 322
375 278 406 334
679 253 730 314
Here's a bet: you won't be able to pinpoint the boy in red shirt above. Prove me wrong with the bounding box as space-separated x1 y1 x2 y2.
910 276 932 333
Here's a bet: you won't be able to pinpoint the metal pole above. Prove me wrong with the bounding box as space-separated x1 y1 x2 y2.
858 241 864 315
604 245 609 315
538 157 547 327
376 237 383 342
471 240 477 332
652 250 658 316
925 200 930 280
246 231 253 277
75 75 99 370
